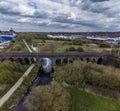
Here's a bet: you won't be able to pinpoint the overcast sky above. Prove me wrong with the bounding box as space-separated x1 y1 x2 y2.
0 0 119 32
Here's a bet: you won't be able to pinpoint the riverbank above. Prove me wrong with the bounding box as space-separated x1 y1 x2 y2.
0 65 39 111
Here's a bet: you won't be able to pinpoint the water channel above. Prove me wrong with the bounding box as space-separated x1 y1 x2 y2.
14 58 54 111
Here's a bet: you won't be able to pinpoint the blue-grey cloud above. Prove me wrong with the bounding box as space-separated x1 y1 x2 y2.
90 0 109 2
0 0 120 32
52 15 103 30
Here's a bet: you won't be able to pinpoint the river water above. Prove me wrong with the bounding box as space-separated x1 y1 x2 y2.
14 67 53 111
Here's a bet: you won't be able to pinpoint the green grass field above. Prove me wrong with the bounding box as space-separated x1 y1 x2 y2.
32 39 111 53
68 87 120 111
6 41 28 52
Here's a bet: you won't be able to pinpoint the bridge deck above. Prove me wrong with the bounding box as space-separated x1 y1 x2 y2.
0 52 112 58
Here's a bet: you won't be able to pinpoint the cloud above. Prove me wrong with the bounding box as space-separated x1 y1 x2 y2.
0 0 120 32
90 0 109 2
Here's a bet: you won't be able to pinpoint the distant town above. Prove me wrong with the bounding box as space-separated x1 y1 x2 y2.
1 29 120 50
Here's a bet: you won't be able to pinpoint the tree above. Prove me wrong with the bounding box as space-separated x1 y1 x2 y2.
66 47 76 52
98 43 110 48
0 70 14 84
55 61 85 87
24 81 71 111
77 47 84 52
0 60 24 84
55 60 120 91
17 33 37 43
113 57 120 67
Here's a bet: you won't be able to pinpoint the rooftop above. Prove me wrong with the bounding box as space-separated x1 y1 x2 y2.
0 29 16 35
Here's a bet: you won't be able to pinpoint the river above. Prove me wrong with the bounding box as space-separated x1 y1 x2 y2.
14 67 53 111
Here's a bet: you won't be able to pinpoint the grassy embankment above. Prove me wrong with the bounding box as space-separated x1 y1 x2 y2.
0 61 29 99
0 65 39 111
68 87 120 111
55 61 120 111
32 39 112 53
6 41 29 52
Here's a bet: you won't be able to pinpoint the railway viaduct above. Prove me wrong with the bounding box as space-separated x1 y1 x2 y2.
0 52 115 65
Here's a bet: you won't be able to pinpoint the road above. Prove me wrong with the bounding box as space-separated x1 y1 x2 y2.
0 64 35 107
23 39 37 62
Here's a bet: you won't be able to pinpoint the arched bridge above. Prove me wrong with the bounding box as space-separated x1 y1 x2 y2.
0 52 114 65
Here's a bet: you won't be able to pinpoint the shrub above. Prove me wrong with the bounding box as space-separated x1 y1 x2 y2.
66 47 84 52
112 48 119 54
98 43 110 48
72 40 83 45
0 70 14 84
0 61 24 84
55 61 86 87
77 47 84 52
113 57 120 67
55 61 120 91
68 47 76 51
24 81 71 111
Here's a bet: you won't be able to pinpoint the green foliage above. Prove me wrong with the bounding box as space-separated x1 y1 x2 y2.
98 43 110 48
72 40 83 45
68 87 120 111
40 44 57 52
76 47 84 52
24 81 71 111
66 47 76 52
112 48 120 54
55 61 120 91
0 70 14 84
6 41 28 52
113 57 120 68
17 33 49 43
17 33 37 43
66 46 84 52
55 61 85 87
64 40 83 45
0 65 39 111
23 76 33 87
0 61 24 84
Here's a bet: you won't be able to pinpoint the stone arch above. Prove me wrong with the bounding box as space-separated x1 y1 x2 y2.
80 58 83 61
31 58 35 63
97 58 103 64
56 58 61 65
16 58 23 64
24 58 30 64
0 58 2 62
86 58 90 62
9 58 14 62
1 58 5 62
92 58 96 63
72 58 76 61
62 58 68 64
68 58 73 63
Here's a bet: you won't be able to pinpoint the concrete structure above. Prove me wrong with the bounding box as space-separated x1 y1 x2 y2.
0 52 115 65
